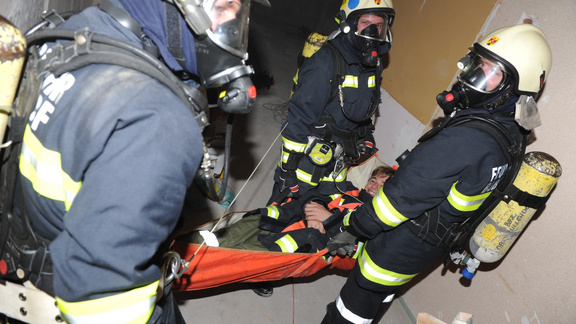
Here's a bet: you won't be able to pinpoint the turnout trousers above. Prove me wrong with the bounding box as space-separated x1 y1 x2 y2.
322 224 446 323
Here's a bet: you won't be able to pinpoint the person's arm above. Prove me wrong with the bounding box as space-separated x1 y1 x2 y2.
344 131 466 240
49 73 202 322
304 201 332 234
276 48 335 196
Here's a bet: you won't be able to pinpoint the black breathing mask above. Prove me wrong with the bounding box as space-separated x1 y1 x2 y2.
437 53 511 116
357 24 382 67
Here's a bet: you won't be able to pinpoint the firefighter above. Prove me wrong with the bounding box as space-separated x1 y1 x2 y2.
4 0 260 322
322 23 552 323
266 0 395 205
259 165 395 253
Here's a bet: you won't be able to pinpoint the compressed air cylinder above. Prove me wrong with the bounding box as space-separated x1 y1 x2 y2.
469 151 561 263
0 16 26 143
291 32 328 97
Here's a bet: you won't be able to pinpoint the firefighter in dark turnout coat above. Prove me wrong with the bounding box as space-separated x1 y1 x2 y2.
267 0 395 204
5 0 259 322
322 23 553 323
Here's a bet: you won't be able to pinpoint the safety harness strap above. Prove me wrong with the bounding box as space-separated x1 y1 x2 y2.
405 115 526 250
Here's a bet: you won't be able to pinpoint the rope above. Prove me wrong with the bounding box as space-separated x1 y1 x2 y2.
263 101 289 125
173 122 289 280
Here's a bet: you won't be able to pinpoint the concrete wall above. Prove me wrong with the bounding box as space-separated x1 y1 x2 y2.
374 1 576 323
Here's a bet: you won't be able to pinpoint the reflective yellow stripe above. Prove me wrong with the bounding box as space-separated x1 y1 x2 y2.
447 182 490 212
372 191 409 227
343 210 352 227
19 125 81 211
275 234 298 253
282 136 307 153
57 281 159 324
367 75 376 88
358 249 417 286
321 167 348 183
293 69 299 85
342 75 358 88
264 205 280 219
295 168 316 186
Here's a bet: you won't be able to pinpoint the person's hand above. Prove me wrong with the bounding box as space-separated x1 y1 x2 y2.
326 230 357 257
304 201 332 222
307 220 326 234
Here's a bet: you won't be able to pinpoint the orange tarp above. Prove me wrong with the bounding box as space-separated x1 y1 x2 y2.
172 242 355 291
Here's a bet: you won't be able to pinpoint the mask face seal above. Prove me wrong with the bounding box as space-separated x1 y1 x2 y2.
437 53 511 115
352 13 389 66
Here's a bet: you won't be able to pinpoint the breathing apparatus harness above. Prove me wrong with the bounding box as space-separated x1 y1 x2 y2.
404 112 550 270
404 113 524 250
303 41 380 193
0 6 210 297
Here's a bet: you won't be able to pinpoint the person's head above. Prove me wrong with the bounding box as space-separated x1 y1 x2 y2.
437 23 552 116
206 0 242 32
364 165 395 197
335 0 395 66
120 0 259 114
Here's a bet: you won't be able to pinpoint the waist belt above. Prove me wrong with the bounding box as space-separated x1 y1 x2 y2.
405 207 460 251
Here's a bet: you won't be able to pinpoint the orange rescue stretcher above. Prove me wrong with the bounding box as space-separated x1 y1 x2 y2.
171 154 389 292
171 216 356 292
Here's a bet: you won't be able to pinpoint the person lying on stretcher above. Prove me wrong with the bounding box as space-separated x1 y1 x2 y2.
179 165 394 253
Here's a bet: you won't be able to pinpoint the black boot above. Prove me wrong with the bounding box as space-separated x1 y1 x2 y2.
251 282 273 297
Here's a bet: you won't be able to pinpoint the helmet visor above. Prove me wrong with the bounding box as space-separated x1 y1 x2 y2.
203 0 250 59
458 54 509 94
354 13 390 42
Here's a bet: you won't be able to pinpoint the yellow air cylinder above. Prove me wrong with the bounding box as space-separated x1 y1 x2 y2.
291 32 328 97
0 16 26 144
469 151 562 263
302 32 328 59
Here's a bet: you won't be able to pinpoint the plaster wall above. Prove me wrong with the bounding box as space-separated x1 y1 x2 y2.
374 1 576 322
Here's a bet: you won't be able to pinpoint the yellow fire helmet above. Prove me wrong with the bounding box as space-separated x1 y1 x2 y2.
474 24 552 97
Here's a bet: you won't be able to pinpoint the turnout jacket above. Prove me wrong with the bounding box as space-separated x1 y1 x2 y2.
338 109 525 294
259 181 373 253
276 34 382 193
17 6 202 323
347 109 524 241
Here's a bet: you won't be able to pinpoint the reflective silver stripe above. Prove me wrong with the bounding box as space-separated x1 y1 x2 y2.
336 295 372 324
264 206 280 219
367 75 376 87
447 182 490 212
358 248 416 286
57 281 158 324
343 210 352 227
282 136 307 152
372 191 408 227
342 75 359 89
383 293 395 303
19 125 81 211
275 235 298 253
295 168 315 185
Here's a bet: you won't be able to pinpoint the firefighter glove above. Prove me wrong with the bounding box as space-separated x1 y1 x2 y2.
358 132 376 156
327 230 358 257
280 169 299 198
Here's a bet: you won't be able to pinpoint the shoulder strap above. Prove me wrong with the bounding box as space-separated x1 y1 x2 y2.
324 42 345 106
441 115 527 252
26 28 208 128
450 115 521 164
